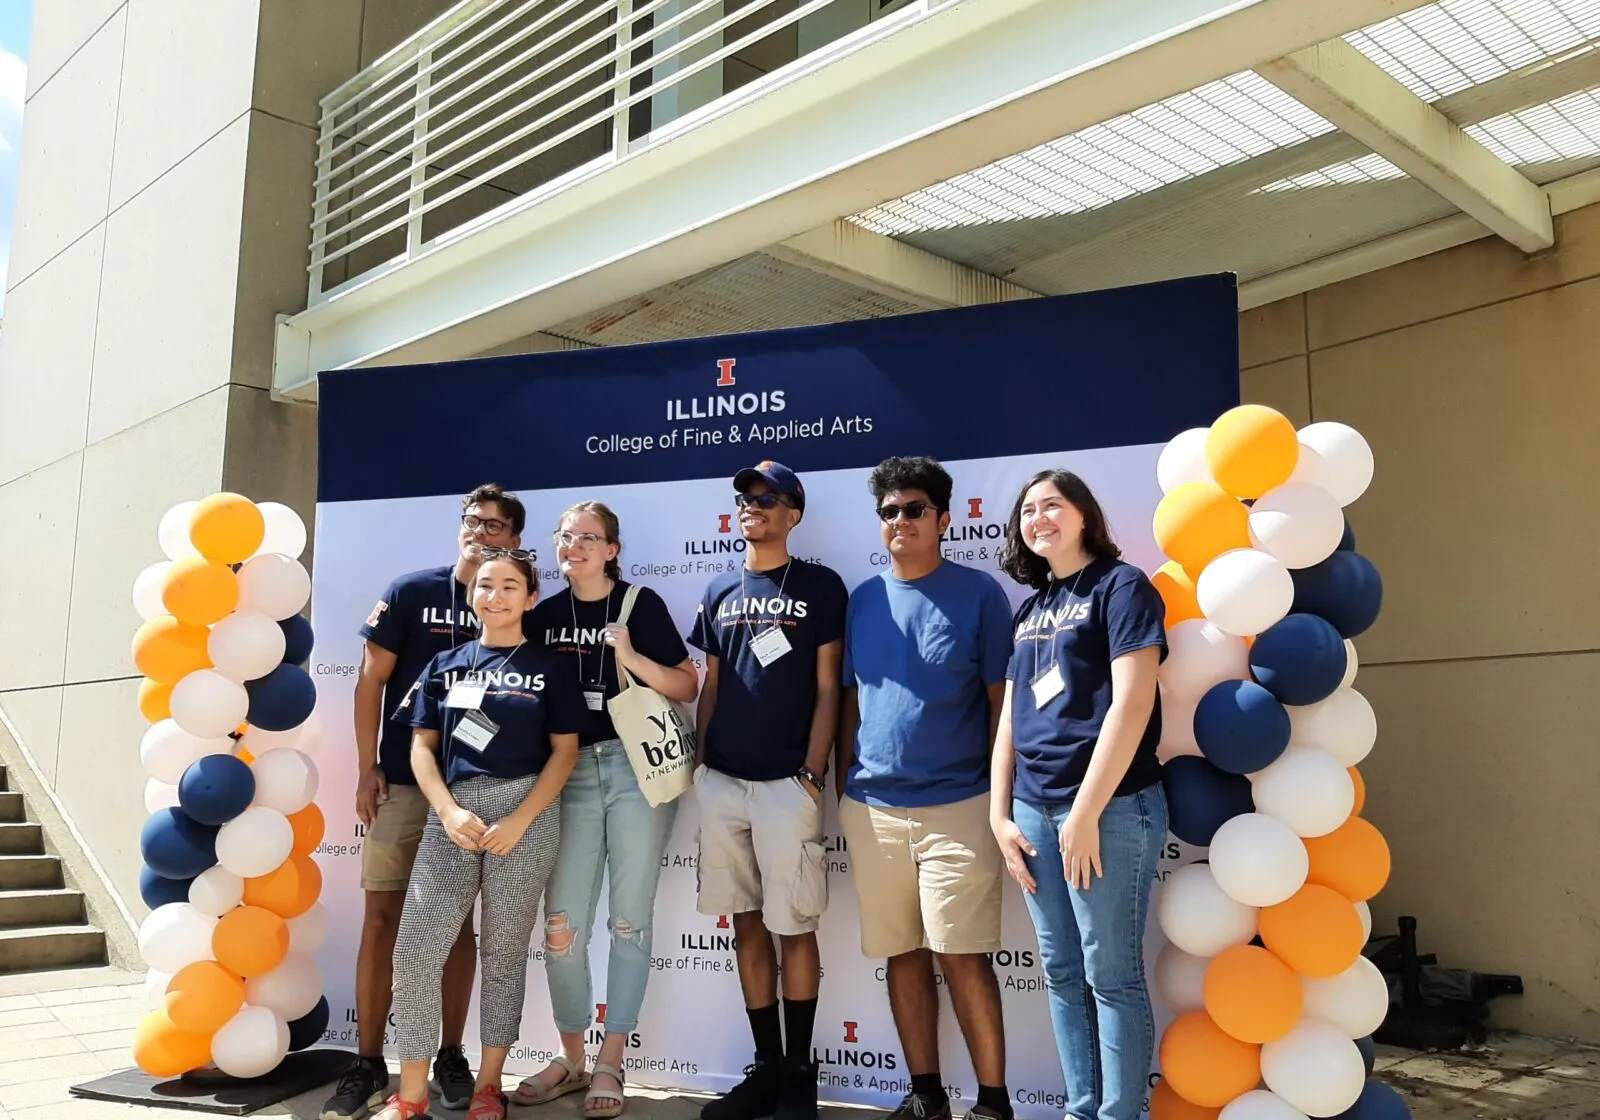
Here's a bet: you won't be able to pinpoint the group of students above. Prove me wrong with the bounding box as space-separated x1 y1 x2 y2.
321 456 1171 1120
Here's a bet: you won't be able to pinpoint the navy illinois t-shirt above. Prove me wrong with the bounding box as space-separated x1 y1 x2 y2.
405 641 585 785
688 559 848 780
358 565 478 786
527 581 691 747
1006 559 1168 806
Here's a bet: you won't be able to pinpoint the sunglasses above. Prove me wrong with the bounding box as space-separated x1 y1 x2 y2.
735 492 794 510
877 501 939 523
462 513 512 535
552 530 607 548
479 546 535 562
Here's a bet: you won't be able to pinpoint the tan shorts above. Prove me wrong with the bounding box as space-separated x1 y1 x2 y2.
361 782 430 892
694 767 828 935
840 792 1004 958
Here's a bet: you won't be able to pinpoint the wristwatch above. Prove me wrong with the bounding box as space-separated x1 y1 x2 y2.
797 765 826 789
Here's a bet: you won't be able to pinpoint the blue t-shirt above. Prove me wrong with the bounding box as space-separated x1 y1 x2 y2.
843 563 1014 808
527 581 691 747
1006 559 1167 806
404 640 584 785
688 559 848 780
358 565 479 785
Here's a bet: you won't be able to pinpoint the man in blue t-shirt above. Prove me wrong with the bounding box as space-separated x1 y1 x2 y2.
840 457 1016 1120
320 484 528 1120
688 461 847 1120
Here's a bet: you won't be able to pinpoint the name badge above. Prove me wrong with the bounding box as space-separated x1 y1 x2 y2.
452 708 498 752
446 674 487 710
1031 663 1065 707
749 626 792 668
584 689 605 712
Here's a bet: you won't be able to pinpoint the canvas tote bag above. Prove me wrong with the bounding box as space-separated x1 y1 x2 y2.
606 584 698 806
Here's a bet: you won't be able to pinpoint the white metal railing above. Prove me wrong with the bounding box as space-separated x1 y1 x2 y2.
307 0 937 303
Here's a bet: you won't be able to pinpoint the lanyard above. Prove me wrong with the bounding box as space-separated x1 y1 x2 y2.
1033 563 1089 681
740 560 793 639
570 583 616 686
469 637 526 679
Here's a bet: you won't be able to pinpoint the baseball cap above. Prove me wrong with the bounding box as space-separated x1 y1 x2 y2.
733 460 806 512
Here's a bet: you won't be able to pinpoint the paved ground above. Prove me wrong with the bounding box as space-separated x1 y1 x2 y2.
0 968 1594 1119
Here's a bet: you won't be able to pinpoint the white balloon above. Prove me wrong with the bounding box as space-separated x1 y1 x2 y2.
1220 1089 1309 1120
188 866 245 918
215 806 294 878
133 562 174 623
137 902 218 974
255 502 308 561
1248 482 1345 570
1252 747 1356 838
236 554 310 621
239 718 309 755
1197 549 1294 637
144 778 181 815
251 749 320 815
1210 813 1309 908
1298 423 1374 508
1262 1019 1366 1117
287 903 328 955
1156 863 1258 958
140 720 233 785
209 611 288 683
158 501 200 561
1153 943 1210 1013
1159 428 1213 493
169 670 250 739
1355 900 1373 942
1156 693 1201 763
1287 445 1330 491
1339 640 1359 690
1159 620 1249 701
1288 689 1377 767
246 951 324 1021
142 968 174 1010
1303 955 1389 1039
211 1004 290 1079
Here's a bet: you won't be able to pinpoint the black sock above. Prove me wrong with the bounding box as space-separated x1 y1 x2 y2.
782 997 818 1065
911 1074 947 1104
748 1003 783 1065
977 1085 1011 1116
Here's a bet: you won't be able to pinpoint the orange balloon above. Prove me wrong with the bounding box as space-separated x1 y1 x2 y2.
1348 767 1366 816
1153 483 1249 571
1203 944 1303 1044
1205 405 1299 500
161 556 240 627
1152 561 1202 628
133 1009 212 1078
243 852 323 919
1158 1010 1261 1108
1305 816 1391 903
1149 1079 1221 1120
165 960 245 1034
213 905 289 977
191 493 265 565
288 803 325 856
139 678 174 723
1259 883 1364 977
132 617 214 684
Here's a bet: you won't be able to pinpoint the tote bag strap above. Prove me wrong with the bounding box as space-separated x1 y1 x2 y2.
613 583 643 690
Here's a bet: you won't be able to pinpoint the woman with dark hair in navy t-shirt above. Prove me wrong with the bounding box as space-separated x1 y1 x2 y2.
988 469 1170 1120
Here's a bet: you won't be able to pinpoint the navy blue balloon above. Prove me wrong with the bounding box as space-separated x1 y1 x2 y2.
279 615 315 667
1162 755 1254 846
139 865 195 910
1355 1034 1376 1076
140 808 220 879
1292 551 1384 638
1334 1079 1410 1120
1250 613 1348 706
246 664 316 731
288 996 331 1052
178 754 257 826
1194 680 1291 774
1338 521 1358 552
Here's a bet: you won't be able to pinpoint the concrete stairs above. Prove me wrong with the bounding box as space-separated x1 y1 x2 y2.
0 764 106 974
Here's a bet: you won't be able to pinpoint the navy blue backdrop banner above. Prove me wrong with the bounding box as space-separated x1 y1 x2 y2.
306 275 1239 1116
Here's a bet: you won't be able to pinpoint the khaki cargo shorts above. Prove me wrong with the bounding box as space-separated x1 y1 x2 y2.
695 767 828 935
361 782 430 892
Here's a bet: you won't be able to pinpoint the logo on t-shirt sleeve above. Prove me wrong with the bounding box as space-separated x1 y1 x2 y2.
396 678 421 711
366 601 389 629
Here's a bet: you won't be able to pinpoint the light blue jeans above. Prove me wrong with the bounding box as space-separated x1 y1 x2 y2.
544 740 678 1034
1013 786 1168 1120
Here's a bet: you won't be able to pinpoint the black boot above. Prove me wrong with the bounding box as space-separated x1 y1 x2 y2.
702 1058 782 1120
773 1059 819 1120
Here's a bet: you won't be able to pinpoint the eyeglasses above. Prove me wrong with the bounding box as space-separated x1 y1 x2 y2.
877 501 939 523
553 531 607 548
735 492 794 510
479 546 535 562
462 513 512 535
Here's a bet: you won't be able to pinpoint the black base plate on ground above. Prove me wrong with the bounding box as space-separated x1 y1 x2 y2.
69 1048 350 1115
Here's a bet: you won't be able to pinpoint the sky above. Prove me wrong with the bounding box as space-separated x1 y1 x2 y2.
0 1 30 314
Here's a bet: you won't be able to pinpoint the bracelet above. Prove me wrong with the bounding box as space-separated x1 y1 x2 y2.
797 765 826 788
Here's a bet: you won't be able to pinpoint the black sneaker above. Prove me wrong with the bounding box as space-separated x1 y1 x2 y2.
430 1045 475 1111
773 1060 819 1120
321 1056 389 1120
961 1107 1012 1120
702 1059 782 1120
888 1091 953 1120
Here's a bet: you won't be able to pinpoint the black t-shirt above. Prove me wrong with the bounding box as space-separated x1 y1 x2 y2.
688 559 848 780
527 581 691 747
358 565 477 785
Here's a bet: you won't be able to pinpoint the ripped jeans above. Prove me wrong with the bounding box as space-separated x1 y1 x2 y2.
543 740 678 1035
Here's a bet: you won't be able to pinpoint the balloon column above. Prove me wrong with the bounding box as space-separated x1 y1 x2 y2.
1148 410 1400 1120
129 495 332 1079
